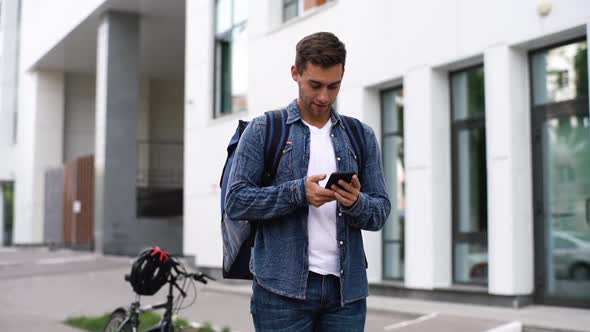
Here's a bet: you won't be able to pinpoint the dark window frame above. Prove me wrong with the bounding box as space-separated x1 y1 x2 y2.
380 86 405 281
213 0 247 118
450 64 489 286
529 36 590 309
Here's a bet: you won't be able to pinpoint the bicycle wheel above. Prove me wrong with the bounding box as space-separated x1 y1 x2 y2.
103 309 132 332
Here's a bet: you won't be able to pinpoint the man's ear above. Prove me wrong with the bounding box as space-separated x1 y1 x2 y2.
291 65 299 82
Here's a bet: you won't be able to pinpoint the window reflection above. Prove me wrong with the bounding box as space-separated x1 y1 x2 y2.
542 113 590 297
381 87 405 280
532 42 588 106
456 128 487 234
215 0 248 117
454 242 488 284
231 26 248 113
451 65 488 285
532 39 590 303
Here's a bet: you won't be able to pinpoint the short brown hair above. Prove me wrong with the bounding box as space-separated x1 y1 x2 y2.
295 32 346 74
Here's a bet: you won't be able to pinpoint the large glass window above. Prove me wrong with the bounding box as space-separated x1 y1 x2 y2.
451 66 488 284
381 87 405 280
531 39 590 305
214 0 248 117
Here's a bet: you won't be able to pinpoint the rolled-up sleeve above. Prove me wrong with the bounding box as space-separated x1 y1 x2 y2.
225 117 308 221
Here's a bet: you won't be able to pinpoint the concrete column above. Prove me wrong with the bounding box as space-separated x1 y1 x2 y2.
484 44 534 295
94 11 140 255
13 71 64 244
184 0 217 265
404 67 452 289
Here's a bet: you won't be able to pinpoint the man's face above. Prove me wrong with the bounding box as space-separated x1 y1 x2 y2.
291 63 343 118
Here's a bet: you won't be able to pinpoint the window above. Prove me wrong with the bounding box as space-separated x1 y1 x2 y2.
282 0 333 22
532 40 588 105
381 87 405 280
530 39 590 304
1 181 14 245
450 65 488 285
282 0 300 21
553 236 577 250
214 0 248 117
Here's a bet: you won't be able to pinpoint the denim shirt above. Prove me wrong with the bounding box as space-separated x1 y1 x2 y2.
225 100 391 305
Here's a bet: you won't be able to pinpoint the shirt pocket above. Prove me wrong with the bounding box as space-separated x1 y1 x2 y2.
274 143 295 183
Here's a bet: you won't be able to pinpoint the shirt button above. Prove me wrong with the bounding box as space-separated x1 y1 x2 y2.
330 134 335 137
339 241 344 246
338 212 342 217
340 270 344 274
336 157 341 161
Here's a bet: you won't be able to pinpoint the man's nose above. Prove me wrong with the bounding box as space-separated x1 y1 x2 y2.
317 88 329 103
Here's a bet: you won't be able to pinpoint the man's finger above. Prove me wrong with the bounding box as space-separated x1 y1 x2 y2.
332 184 356 201
316 187 335 197
351 175 361 189
334 191 353 207
337 179 354 192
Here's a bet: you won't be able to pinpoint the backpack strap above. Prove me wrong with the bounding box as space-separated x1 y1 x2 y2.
219 120 249 189
340 115 366 178
262 109 290 186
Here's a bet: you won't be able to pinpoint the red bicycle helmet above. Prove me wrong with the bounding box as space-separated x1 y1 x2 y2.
129 246 172 296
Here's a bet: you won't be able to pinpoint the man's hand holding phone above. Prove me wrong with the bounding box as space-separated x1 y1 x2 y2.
325 172 361 208
305 174 336 208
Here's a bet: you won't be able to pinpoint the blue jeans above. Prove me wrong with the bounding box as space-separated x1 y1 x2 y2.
250 272 366 331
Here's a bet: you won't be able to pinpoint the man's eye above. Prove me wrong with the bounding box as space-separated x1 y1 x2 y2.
328 85 340 90
310 84 321 89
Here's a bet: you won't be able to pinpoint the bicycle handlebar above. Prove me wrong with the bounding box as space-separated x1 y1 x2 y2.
170 259 216 285
123 260 216 286
189 272 216 284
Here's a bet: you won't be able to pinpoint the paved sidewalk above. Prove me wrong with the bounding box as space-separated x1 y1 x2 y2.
204 283 590 332
1 247 588 332
199 274 590 332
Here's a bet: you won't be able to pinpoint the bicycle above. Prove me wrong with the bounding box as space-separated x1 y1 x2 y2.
103 253 214 332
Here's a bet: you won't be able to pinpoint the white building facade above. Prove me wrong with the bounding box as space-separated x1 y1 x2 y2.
1 0 589 309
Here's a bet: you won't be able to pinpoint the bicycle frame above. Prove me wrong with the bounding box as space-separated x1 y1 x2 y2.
115 278 177 332
105 255 213 332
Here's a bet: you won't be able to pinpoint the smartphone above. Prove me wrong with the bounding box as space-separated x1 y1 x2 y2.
325 172 356 190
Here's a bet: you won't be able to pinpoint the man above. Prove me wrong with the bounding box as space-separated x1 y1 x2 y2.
225 32 390 331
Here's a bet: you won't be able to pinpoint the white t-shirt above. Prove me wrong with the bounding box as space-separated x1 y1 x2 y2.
303 119 340 277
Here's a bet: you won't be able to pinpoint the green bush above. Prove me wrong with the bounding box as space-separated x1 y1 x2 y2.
64 313 231 332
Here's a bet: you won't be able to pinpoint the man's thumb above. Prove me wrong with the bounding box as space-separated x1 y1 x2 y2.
308 174 326 183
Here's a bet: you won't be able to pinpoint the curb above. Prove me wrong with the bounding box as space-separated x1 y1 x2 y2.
484 321 523 332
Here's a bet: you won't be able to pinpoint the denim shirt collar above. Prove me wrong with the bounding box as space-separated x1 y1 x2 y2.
286 99 344 129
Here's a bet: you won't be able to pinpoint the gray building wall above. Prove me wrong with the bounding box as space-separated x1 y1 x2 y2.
63 75 183 172
43 167 64 244
137 217 183 255
147 79 184 188
64 73 96 162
